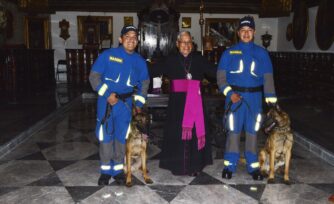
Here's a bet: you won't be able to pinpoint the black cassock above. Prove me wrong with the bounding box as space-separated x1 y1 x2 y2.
150 51 216 175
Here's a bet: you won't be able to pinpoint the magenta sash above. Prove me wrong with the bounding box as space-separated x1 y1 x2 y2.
171 79 205 150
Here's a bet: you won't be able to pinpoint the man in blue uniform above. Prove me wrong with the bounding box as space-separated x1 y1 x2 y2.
217 16 277 180
89 25 150 185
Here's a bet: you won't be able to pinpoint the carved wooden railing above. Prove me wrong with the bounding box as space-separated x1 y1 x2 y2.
270 52 334 102
0 48 55 100
65 49 99 88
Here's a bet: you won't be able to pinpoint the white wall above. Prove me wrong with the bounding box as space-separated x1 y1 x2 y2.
51 11 278 68
277 6 334 52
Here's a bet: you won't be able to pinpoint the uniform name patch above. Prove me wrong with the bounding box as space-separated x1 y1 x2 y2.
109 56 123 63
230 50 242 54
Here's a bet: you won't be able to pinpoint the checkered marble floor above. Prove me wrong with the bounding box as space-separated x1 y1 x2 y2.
0 98 333 204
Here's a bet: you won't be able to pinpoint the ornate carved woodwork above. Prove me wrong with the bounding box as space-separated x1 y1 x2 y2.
137 2 179 60
47 0 261 14
260 0 292 17
18 0 49 13
0 48 55 97
270 52 334 102
65 49 99 88
59 19 70 41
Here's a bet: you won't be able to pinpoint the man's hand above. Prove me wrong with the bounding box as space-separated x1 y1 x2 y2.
231 93 241 103
107 93 118 106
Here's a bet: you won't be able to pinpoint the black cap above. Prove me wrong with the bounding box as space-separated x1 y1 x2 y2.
120 25 138 36
238 16 255 30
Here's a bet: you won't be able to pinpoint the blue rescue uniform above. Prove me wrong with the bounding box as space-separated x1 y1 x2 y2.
218 41 276 173
90 46 149 176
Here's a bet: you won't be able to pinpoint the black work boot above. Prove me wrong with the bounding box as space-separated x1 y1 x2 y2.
113 172 126 185
222 168 232 179
98 174 111 186
251 169 264 181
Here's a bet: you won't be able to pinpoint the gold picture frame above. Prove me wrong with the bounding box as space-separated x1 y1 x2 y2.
77 16 113 45
182 17 191 28
124 16 134 26
24 16 50 49
205 18 239 47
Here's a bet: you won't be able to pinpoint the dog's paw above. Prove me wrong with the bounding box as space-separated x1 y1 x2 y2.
139 166 149 173
283 179 291 185
267 178 275 184
126 181 133 187
261 171 268 178
144 177 153 184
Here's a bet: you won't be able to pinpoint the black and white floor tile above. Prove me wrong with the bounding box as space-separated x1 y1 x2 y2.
0 99 333 204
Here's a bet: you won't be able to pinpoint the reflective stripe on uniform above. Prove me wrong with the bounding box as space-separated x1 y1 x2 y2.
101 165 111 170
134 95 146 104
250 61 258 77
230 60 244 74
126 75 134 87
229 113 234 131
265 97 277 104
98 83 108 96
250 162 260 168
125 123 131 139
254 113 262 131
223 86 232 96
113 164 124 171
224 160 232 166
99 125 104 141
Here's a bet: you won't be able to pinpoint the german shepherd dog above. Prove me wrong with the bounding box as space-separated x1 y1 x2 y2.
259 105 294 185
124 110 153 187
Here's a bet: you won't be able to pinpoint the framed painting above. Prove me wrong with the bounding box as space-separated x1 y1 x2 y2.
24 16 50 49
182 17 191 28
124 16 133 26
77 16 113 45
205 18 239 47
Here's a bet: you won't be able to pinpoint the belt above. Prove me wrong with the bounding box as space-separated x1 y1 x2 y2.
116 92 133 101
231 85 263 92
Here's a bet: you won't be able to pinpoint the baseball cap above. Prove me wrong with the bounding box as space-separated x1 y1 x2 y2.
238 16 255 30
120 25 138 36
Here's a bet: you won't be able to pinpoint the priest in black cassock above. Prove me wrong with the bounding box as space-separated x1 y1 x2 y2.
150 31 216 176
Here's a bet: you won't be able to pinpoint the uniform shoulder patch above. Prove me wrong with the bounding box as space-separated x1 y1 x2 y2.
229 50 242 54
109 56 123 63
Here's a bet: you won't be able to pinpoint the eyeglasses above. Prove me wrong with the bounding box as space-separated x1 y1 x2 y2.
179 41 192 45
